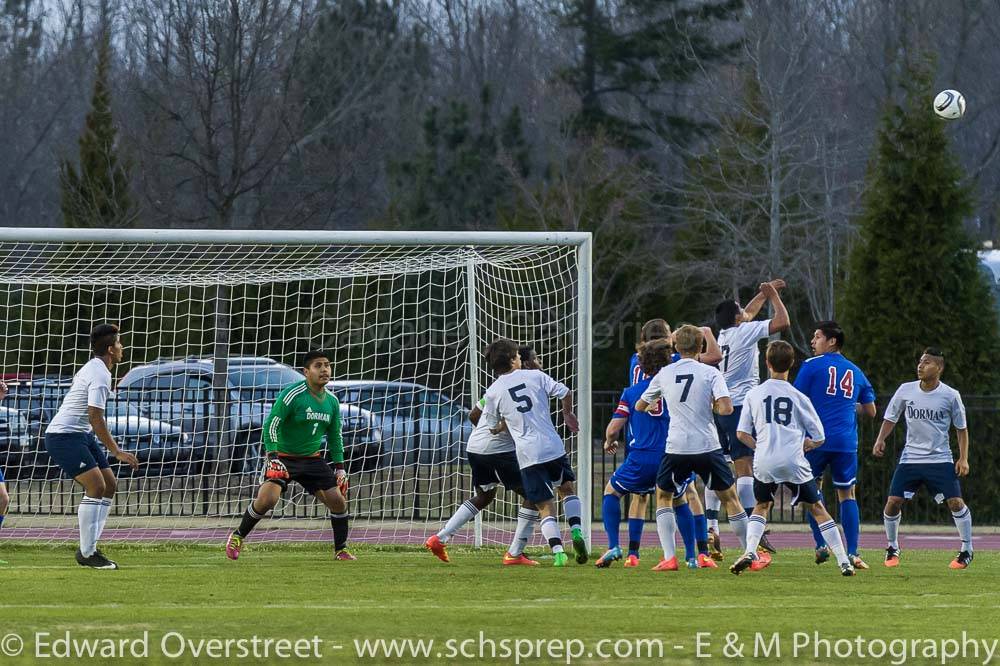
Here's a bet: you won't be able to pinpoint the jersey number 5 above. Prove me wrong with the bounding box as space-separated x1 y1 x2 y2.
508 384 534 413
825 367 855 399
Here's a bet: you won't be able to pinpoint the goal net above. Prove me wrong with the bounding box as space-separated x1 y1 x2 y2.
0 229 592 549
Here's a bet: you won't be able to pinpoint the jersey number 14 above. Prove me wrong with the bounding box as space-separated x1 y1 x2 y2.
825 367 855 399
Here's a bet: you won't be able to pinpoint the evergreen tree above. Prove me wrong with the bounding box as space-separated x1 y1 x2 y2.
841 63 1000 396
59 28 135 228
558 0 742 148
388 85 530 230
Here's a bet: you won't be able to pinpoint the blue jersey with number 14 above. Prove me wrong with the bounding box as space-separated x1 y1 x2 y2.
793 352 876 453
628 351 681 386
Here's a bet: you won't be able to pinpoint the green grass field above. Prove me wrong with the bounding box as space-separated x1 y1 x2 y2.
2 544 997 665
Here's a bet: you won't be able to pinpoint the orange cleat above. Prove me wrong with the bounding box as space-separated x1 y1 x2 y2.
623 554 640 568
334 550 357 561
697 553 718 569
424 535 449 563
502 552 539 566
651 556 679 571
949 551 972 569
884 547 900 568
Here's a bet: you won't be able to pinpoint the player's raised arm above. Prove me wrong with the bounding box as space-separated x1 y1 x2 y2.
698 326 723 365
740 279 785 322
760 281 790 335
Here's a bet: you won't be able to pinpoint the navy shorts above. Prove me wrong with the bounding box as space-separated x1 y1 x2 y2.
889 463 962 503
264 456 338 495
520 455 576 503
715 407 750 460
609 449 663 496
754 478 823 506
657 450 734 494
805 449 857 488
468 451 524 494
45 431 110 479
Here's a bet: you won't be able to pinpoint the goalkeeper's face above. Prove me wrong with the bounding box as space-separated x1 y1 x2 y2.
304 358 332 388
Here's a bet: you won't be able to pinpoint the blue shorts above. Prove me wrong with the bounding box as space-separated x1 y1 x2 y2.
520 455 576 503
754 478 822 506
609 449 662 496
44 431 110 479
715 407 750 460
889 463 962 503
805 448 857 488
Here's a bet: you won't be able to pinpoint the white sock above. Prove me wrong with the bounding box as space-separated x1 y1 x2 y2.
819 519 849 566
883 511 901 549
728 510 748 550
655 507 676 560
95 498 113 544
508 508 539 556
562 495 583 531
745 514 766 555
705 489 721 531
540 515 564 554
437 500 479 544
78 496 102 557
736 477 755 513
952 507 973 552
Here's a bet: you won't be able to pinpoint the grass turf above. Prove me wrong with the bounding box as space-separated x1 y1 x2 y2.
1 543 995 664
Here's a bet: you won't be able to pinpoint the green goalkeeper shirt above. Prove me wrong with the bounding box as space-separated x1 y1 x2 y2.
263 380 344 463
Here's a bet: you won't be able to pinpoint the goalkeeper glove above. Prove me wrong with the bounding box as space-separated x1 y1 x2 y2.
334 464 349 496
264 454 289 481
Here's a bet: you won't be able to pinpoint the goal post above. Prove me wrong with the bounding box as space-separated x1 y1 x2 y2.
0 228 592 549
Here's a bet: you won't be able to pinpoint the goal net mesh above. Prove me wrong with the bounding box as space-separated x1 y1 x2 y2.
0 237 584 548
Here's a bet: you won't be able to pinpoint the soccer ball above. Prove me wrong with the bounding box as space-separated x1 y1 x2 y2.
933 90 966 119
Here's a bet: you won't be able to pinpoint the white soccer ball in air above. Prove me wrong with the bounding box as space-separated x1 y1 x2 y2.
934 90 966 119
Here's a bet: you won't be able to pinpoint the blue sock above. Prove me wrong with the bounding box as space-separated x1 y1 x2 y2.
602 494 621 550
627 518 644 556
675 503 696 560
0 514 4 529
839 499 860 556
694 513 708 555
808 512 827 549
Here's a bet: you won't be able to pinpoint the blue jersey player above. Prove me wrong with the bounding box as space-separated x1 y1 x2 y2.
793 321 876 569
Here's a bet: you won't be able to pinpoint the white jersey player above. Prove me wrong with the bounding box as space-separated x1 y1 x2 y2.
635 325 749 571
873 348 972 570
479 339 585 567
733 340 855 576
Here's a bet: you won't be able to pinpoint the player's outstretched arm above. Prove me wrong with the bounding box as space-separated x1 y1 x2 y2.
760 282 790 334
89 405 139 470
872 420 896 457
955 428 969 477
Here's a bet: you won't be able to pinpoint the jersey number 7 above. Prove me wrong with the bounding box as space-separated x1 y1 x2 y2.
825 367 855 399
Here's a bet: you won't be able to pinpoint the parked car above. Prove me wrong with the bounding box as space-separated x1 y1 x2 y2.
104 399 195 477
118 357 382 473
325 381 471 466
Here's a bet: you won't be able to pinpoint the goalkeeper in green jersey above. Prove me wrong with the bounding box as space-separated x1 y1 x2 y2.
225 350 355 560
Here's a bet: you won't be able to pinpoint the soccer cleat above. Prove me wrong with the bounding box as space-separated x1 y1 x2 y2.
334 550 357 561
840 562 856 576
884 547 901 568
571 528 588 564
949 551 973 570
623 554 640 568
849 554 869 570
76 548 118 570
502 552 539 566
697 553 718 569
729 553 756 576
814 546 831 565
686 557 699 569
708 528 724 561
553 552 569 567
424 534 449 563
225 532 243 561
594 546 622 568
651 556 679 571
757 529 777 554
